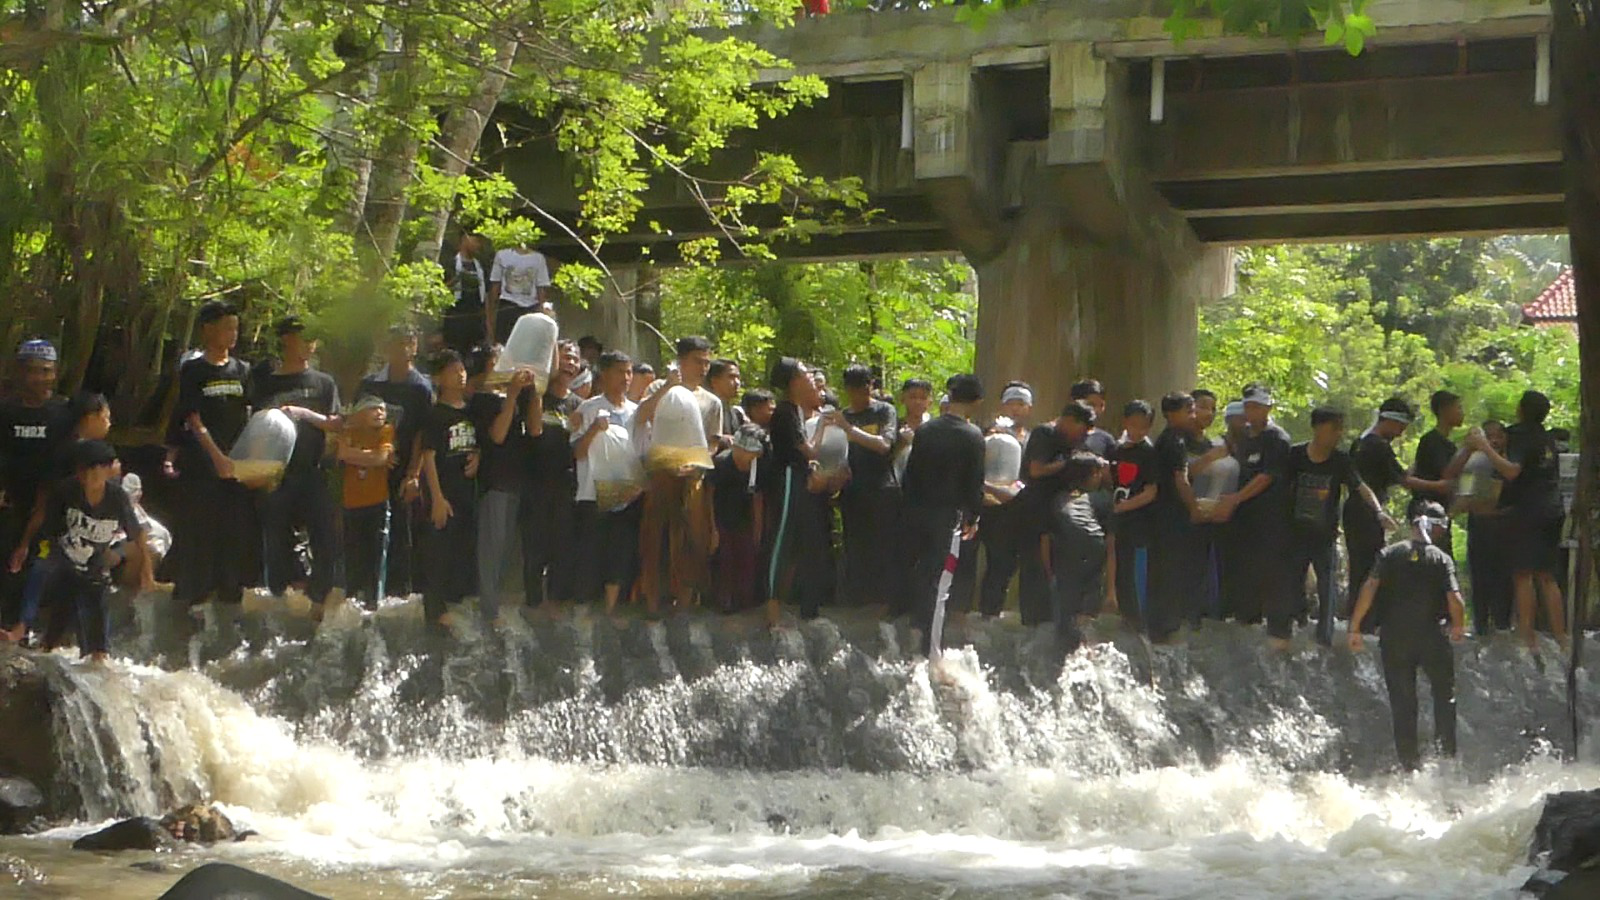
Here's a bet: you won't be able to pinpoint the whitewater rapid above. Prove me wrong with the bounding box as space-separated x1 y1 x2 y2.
7 592 1597 898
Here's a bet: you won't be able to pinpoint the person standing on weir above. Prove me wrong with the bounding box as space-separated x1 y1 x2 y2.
1348 501 1465 772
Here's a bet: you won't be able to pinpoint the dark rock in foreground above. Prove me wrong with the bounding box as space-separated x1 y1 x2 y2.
72 816 174 852
0 775 43 833
0 648 53 796
157 862 327 900
1529 789 1600 872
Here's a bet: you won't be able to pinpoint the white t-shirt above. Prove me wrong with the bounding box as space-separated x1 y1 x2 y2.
489 248 551 308
572 394 637 502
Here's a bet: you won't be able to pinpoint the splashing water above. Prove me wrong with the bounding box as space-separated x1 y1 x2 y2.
5 591 1596 898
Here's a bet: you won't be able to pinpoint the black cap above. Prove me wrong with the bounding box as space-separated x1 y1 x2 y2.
274 315 307 337
73 439 118 470
196 299 238 326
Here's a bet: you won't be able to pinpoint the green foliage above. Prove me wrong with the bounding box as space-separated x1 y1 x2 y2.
1200 241 1578 448
659 257 975 389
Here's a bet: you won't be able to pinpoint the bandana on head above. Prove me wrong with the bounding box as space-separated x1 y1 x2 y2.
1379 410 1413 425
16 339 57 363
1000 386 1033 407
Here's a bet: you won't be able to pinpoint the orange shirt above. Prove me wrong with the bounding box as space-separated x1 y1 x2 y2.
341 424 394 509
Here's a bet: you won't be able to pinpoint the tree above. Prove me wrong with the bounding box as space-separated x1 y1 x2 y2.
0 0 845 422
659 257 976 388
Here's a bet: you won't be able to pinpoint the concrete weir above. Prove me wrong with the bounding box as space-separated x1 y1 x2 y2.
507 0 1560 405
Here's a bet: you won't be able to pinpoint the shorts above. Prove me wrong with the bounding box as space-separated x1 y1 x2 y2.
1509 511 1564 577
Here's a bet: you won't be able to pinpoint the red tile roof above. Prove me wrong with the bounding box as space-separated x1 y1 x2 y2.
1522 268 1577 322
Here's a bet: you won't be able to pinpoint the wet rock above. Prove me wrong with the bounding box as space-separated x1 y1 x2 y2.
160 803 238 843
0 776 43 833
73 816 175 852
157 862 327 899
1523 869 1600 899
1529 789 1600 873
0 647 55 797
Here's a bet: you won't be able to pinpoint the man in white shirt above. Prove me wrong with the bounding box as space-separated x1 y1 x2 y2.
487 241 552 343
571 350 642 614
633 336 723 613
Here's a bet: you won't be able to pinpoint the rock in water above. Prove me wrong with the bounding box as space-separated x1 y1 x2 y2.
72 817 175 852
0 648 55 797
1529 789 1600 873
160 804 237 843
157 862 327 899
0 776 43 833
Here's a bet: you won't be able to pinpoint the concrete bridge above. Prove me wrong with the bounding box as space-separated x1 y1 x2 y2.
505 0 1561 415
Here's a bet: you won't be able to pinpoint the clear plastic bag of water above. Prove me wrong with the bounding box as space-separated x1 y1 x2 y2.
646 385 712 471
228 409 298 488
1452 451 1501 515
984 432 1022 485
592 423 646 511
493 312 558 392
815 415 849 477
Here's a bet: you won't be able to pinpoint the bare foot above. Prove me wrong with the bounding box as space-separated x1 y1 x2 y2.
89 652 109 664
1 623 23 643
1268 637 1292 653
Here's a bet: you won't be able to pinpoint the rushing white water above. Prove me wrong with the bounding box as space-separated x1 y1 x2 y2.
7 592 1597 898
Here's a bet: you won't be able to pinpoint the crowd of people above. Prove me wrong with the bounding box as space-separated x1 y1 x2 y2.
0 279 1576 769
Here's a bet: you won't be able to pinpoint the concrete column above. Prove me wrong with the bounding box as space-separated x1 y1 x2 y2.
556 265 665 366
973 207 1230 425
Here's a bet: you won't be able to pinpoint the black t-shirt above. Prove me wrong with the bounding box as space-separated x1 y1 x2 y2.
901 414 985 519
1412 430 1456 503
1082 429 1118 459
358 369 434 479
173 356 251 479
1352 431 1407 504
711 449 758 530
529 394 575 492
1370 539 1459 635
1017 425 1073 519
1501 422 1562 517
1112 437 1158 542
1238 422 1293 520
1152 427 1192 527
468 392 532 494
249 368 339 472
768 401 809 479
422 402 477 506
0 395 72 507
1287 442 1364 541
44 479 142 575
843 400 898 490
1055 490 1111 543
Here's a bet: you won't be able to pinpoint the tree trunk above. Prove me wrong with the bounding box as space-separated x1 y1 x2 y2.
411 38 519 265
1553 0 1600 749
322 63 379 234
359 25 424 274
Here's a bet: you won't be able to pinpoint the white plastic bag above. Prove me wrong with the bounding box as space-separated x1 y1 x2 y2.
1453 451 1501 515
493 311 558 392
228 409 298 488
984 432 1022 485
592 423 646 511
815 416 849 477
646 385 712 471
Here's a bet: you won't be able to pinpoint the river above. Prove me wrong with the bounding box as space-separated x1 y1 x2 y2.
0 592 1592 898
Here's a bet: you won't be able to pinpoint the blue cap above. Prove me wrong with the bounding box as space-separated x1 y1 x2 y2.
16 339 57 363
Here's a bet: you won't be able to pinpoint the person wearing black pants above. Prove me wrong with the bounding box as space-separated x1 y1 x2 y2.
1149 393 1205 643
1349 502 1465 771
763 358 827 626
1049 454 1111 654
170 301 253 612
252 316 340 606
1284 407 1392 646
1017 403 1099 626
359 326 435 602
420 350 479 630
838 365 899 608
1347 398 1442 625
900 374 986 655
1213 387 1292 636
0 338 72 640
1111 401 1159 629
524 365 580 609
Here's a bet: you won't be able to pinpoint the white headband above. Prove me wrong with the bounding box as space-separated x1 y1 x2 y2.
1000 386 1033 407
1379 410 1412 425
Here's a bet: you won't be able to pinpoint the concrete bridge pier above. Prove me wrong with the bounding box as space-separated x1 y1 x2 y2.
915 43 1232 420
971 208 1231 424
556 265 666 367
